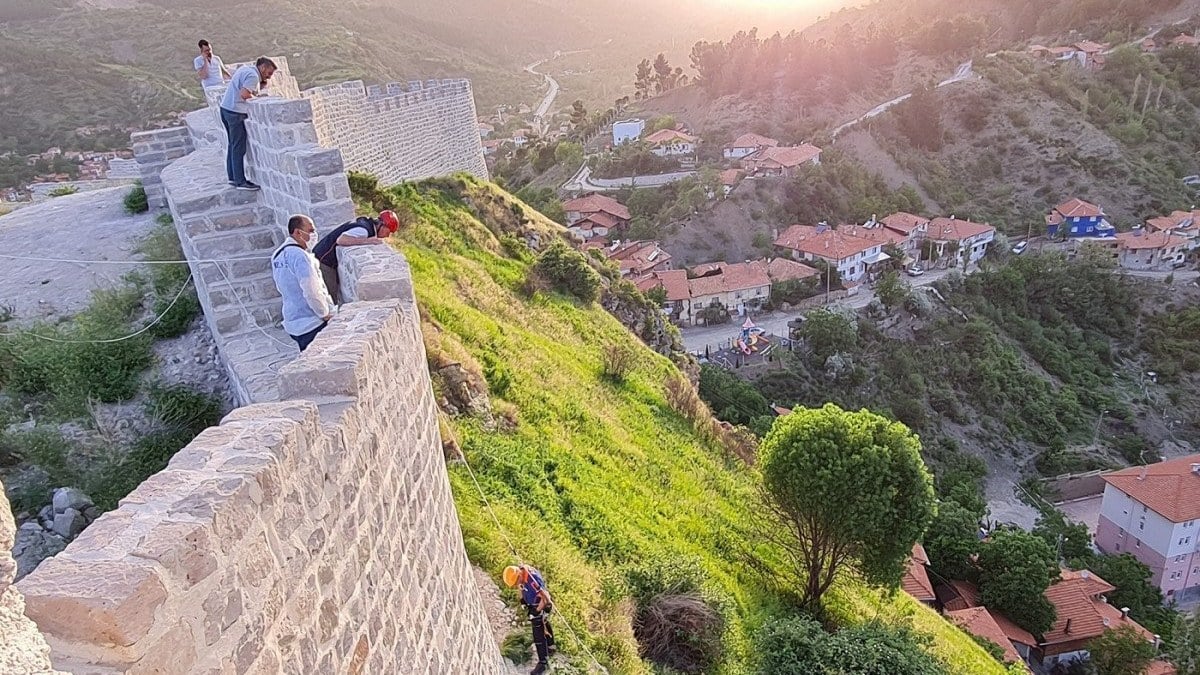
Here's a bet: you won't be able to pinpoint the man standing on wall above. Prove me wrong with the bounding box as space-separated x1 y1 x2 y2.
311 210 402 303
504 565 556 674
219 57 276 191
272 215 335 352
193 39 230 90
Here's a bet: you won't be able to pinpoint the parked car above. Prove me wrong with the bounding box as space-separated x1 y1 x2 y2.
1183 175 1200 186
1012 240 1028 255
905 264 925 277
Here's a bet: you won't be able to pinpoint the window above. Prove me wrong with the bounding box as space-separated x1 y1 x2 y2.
1119 527 1125 536
1139 521 1145 531
1143 505 1149 513
1136 540 1141 548
1116 542 1121 551
1182 537 1193 546
1187 520 1195 528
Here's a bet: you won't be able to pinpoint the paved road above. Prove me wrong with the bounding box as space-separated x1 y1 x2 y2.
679 267 959 352
831 61 974 140
562 164 697 192
524 50 587 136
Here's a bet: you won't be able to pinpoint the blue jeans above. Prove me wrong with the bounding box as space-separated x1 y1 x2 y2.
219 107 249 185
290 321 327 352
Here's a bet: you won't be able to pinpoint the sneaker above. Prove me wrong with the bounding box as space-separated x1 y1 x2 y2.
530 663 548 675
235 181 261 191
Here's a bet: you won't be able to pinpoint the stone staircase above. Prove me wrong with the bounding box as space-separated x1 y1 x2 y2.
161 148 297 404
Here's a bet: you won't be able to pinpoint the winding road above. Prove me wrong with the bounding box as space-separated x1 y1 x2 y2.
830 60 975 140
524 50 587 136
562 164 697 192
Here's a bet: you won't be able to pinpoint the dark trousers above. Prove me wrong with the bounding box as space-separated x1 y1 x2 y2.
527 606 555 663
320 263 341 305
290 321 327 352
219 107 249 185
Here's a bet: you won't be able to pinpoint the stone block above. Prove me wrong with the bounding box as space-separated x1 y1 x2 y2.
295 148 344 179
253 98 314 125
308 200 355 228
18 557 167 648
129 520 217 589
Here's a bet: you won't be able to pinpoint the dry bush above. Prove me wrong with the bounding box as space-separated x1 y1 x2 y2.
633 592 724 673
664 374 757 464
601 343 637 382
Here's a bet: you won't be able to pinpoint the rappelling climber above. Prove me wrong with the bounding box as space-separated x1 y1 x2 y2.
504 564 556 674
311 209 402 303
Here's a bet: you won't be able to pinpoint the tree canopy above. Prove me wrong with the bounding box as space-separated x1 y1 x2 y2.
976 529 1059 635
758 404 936 609
1088 625 1157 675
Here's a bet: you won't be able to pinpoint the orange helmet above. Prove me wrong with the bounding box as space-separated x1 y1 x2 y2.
503 565 522 587
378 210 400 236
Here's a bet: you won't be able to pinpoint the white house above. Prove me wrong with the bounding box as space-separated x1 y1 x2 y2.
644 129 698 157
723 133 779 160
926 217 995 267
773 224 887 283
1115 230 1189 271
612 119 645 146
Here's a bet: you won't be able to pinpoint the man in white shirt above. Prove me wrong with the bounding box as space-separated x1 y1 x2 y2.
272 215 335 352
193 39 229 90
219 57 276 190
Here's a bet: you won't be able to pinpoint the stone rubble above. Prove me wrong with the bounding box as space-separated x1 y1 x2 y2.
12 488 100 581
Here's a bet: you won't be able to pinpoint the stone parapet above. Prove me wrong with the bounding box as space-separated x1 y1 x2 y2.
17 247 502 672
131 126 194 209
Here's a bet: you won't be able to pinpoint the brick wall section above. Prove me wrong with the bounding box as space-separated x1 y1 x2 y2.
305 79 489 184
15 250 504 673
0 480 63 674
131 127 194 208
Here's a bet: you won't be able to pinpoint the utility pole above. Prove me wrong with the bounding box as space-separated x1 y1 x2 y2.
1093 409 1110 447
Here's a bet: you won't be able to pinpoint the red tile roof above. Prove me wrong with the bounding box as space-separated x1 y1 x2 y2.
576 211 622 231
719 169 743 186
1116 230 1189 251
635 269 690 302
773 225 879 261
1074 40 1108 53
746 144 822 169
990 608 1038 647
563 194 631 221
605 240 671 275
839 222 908 247
688 262 771 297
880 212 930 235
1170 34 1200 47
1145 660 1177 675
947 608 1030 669
902 543 936 602
1042 569 1155 655
726 133 779 150
751 257 820 283
943 579 982 612
644 128 698 145
928 217 995 242
1103 454 1200 523
1145 210 1197 232
1054 198 1104 218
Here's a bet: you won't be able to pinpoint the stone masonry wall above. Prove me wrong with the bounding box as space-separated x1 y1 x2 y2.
305 79 489 184
131 127 194 209
15 248 503 673
0 480 62 675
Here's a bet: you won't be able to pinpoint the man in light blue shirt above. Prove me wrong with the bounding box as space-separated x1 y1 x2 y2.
193 39 229 90
271 215 335 351
219 57 276 191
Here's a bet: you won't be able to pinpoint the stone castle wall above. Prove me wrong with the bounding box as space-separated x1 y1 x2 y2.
0 482 62 675
14 246 503 673
305 79 489 184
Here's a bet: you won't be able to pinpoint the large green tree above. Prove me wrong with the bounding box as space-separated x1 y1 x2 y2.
1079 554 1173 639
924 499 982 581
758 404 936 609
1087 625 1156 675
976 529 1059 635
798 309 858 363
1170 609 1200 675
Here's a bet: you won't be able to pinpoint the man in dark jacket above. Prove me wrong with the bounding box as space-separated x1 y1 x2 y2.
311 210 401 302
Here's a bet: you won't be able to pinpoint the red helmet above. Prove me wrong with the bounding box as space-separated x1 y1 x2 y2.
378 210 400 236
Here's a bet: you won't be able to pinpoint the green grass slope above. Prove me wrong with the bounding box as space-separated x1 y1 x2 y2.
382 175 1007 674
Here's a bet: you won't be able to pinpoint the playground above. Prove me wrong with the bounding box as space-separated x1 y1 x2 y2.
697 318 791 371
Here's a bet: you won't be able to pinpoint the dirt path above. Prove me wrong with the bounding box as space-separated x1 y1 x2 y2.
0 187 159 325
838 130 942 213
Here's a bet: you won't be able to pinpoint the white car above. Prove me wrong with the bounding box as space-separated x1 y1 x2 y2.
906 265 925 277
1012 240 1028 255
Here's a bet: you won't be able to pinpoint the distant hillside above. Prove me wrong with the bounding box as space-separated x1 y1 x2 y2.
375 174 1008 674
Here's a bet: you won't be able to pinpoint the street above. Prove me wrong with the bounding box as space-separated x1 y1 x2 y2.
679 267 958 352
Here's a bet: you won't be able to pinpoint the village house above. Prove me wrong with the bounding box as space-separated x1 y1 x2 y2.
741 144 822 178
880 212 932 256
635 269 691 321
902 543 937 606
477 122 494 138
1114 229 1189 270
773 224 888 283
1146 208 1199 250
511 129 530 146
722 132 779 160
719 169 743 197
1071 40 1109 70
946 608 1033 672
644 128 699 157
1096 454 1200 603
563 194 632 241
938 570 1159 672
603 240 672 277
838 219 911 260
685 261 772 323
1141 37 1160 52
1046 198 1115 238
927 216 996 267
1170 33 1200 47
481 139 503 156
612 118 645 145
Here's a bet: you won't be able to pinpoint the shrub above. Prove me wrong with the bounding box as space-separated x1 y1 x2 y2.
136 215 200 338
0 427 77 513
625 555 725 673
600 343 637 382
147 384 222 435
123 181 149 214
48 185 78 197
754 617 948 675
531 239 601 303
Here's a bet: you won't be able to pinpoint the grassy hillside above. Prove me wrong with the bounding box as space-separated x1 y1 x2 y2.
376 175 1007 674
